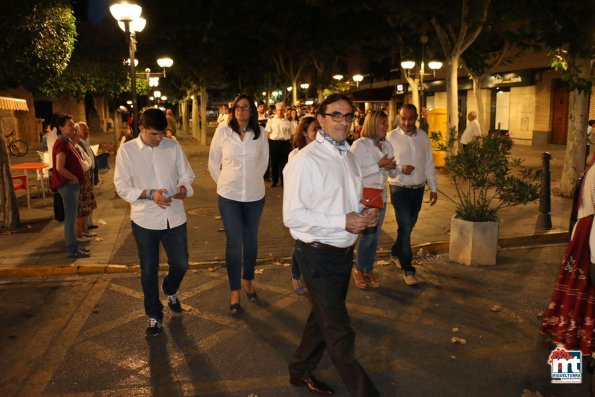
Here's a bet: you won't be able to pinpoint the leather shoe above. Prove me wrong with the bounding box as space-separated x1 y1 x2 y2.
289 376 334 396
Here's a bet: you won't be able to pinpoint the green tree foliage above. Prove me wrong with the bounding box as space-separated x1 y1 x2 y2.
0 0 76 91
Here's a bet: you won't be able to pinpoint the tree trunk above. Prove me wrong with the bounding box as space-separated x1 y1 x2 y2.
0 133 20 232
446 56 460 135
181 98 189 133
200 85 208 145
405 75 420 114
472 75 486 133
191 93 200 141
559 56 592 197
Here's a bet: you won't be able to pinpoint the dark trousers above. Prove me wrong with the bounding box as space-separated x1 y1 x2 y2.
390 185 425 274
269 139 291 186
217 195 265 290
131 221 189 321
289 241 379 397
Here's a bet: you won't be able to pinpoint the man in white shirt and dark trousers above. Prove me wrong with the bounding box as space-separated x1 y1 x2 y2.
460 111 482 151
265 102 294 187
283 93 380 396
386 104 438 286
114 108 195 336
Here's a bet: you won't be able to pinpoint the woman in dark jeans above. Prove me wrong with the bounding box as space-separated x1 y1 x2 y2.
208 94 269 315
50 114 88 258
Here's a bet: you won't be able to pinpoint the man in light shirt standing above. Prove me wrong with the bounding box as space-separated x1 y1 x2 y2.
265 102 294 187
114 108 195 336
460 111 482 150
283 93 380 397
386 104 438 286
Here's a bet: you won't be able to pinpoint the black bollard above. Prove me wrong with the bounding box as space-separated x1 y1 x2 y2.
536 152 553 230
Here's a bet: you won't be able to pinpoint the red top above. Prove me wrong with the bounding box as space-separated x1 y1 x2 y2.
50 137 85 189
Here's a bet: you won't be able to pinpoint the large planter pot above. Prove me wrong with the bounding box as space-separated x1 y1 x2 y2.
449 216 499 266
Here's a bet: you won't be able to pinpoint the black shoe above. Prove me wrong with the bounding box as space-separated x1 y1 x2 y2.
88 224 99 230
145 318 162 336
162 284 182 313
289 375 334 396
69 249 90 258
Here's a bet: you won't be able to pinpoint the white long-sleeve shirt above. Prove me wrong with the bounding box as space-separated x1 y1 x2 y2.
350 137 398 201
114 136 195 230
208 125 269 202
386 127 437 193
283 132 363 248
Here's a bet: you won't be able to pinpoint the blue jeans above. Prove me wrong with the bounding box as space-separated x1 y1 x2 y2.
390 185 424 274
57 181 80 255
218 195 265 290
131 221 189 321
354 204 387 273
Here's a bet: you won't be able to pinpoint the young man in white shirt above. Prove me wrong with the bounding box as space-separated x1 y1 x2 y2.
283 93 380 397
114 108 195 336
265 102 294 187
386 104 438 286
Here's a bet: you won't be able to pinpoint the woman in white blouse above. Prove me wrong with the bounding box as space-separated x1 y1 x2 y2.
350 111 397 289
208 95 269 315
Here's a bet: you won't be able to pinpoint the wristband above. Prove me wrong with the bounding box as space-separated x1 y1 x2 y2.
147 189 154 200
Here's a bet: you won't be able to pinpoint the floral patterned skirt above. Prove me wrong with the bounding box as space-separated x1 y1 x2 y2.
540 214 595 355
78 170 97 217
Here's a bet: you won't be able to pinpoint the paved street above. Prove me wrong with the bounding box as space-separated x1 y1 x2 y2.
1 244 591 396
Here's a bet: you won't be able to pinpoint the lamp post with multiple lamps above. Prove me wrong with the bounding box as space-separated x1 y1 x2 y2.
110 1 145 135
300 83 309 103
399 35 443 111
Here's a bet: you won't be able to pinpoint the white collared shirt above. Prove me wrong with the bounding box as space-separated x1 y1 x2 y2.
265 116 294 140
114 136 195 230
350 137 398 201
283 131 363 248
386 127 437 192
208 125 269 202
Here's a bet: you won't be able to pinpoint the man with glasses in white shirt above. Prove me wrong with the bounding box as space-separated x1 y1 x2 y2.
386 104 438 286
265 102 294 187
115 108 195 336
283 93 380 396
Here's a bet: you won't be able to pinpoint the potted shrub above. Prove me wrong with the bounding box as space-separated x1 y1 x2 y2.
442 129 541 265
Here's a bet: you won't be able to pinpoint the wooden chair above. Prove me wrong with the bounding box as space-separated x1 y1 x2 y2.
12 174 30 209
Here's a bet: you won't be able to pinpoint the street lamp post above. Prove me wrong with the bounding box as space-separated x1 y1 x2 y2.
352 74 364 88
400 36 442 110
110 1 145 136
300 83 309 102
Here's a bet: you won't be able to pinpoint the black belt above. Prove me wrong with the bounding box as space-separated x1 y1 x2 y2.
297 240 353 254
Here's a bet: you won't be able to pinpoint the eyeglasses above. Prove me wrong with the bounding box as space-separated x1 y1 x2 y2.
235 105 250 111
323 112 355 122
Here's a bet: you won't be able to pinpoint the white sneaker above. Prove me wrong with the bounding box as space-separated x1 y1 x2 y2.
403 273 419 286
76 236 92 242
390 255 400 267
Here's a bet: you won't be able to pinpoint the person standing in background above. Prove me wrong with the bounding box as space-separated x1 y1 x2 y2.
265 102 294 187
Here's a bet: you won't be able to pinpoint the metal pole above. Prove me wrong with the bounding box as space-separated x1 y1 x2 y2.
536 152 553 230
126 23 139 137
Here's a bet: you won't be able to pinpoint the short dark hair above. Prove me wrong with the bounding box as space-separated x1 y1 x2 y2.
229 94 261 139
400 103 418 115
317 93 354 115
140 108 167 131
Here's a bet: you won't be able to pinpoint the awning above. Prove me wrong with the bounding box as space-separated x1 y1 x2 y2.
0 96 28 111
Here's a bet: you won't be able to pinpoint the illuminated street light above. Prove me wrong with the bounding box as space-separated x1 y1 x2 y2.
352 74 364 88
110 0 144 135
333 74 344 81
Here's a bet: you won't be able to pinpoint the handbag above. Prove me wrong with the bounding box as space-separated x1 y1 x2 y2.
360 187 384 209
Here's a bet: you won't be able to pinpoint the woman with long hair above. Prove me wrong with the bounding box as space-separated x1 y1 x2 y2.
540 156 595 356
50 114 89 258
208 95 269 315
287 116 319 294
350 111 397 288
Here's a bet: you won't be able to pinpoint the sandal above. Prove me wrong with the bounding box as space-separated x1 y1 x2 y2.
229 303 243 316
245 288 258 303
292 277 305 295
